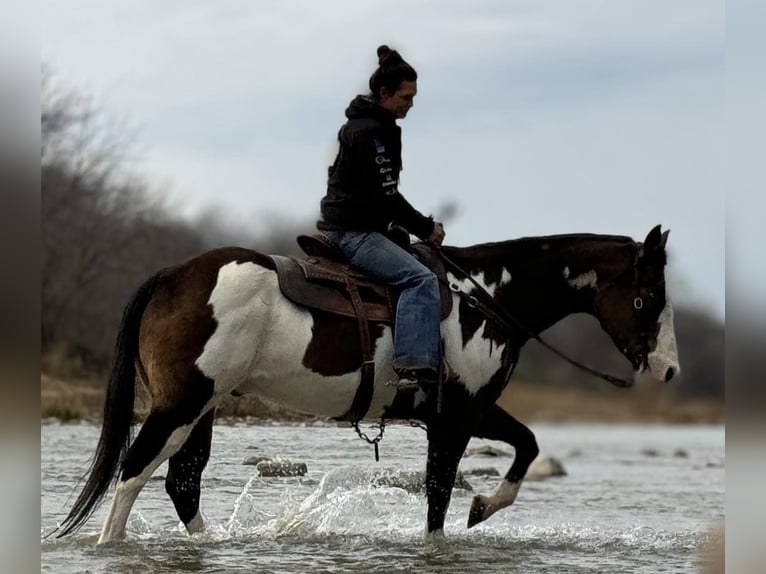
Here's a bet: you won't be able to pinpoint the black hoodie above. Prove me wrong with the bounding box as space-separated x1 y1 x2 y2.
317 95 434 239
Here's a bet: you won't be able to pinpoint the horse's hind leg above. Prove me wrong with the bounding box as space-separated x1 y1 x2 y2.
98 409 203 543
467 404 539 528
165 409 215 534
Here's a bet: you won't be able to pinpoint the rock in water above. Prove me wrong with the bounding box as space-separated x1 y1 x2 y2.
453 472 474 491
256 460 308 477
372 470 473 493
243 455 272 466
462 467 501 477
526 456 567 481
464 445 512 457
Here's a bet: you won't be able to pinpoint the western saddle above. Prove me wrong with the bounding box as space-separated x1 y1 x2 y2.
269 233 453 422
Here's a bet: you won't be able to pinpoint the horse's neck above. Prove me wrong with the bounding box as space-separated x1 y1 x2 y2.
445 235 636 340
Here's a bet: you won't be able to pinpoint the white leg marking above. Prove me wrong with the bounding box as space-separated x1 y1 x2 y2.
98 478 142 543
424 527 446 542
487 479 522 510
186 511 204 534
98 423 196 543
647 299 680 381
472 479 522 524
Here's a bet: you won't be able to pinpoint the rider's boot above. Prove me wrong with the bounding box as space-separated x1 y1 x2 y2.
392 367 439 391
392 361 459 391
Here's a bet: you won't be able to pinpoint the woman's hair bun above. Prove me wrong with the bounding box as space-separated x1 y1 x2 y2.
377 45 401 67
369 44 416 99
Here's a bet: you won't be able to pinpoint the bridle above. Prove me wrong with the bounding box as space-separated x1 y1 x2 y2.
433 245 636 389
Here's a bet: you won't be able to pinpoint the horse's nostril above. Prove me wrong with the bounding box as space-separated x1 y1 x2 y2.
664 368 675 382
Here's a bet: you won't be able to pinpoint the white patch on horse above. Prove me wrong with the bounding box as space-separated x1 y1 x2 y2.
562 266 570 279
441 291 506 396
201 262 399 419
567 269 598 290
647 298 680 381
447 269 510 297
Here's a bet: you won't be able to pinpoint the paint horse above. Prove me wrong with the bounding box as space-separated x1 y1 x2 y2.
59 224 679 543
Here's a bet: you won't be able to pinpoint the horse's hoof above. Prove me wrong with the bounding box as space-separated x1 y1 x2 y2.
424 528 447 543
467 495 488 528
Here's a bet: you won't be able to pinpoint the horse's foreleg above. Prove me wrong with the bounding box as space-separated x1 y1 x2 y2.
165 409 215 534
97 410 201 543
467 404 539 528
425 420 472 536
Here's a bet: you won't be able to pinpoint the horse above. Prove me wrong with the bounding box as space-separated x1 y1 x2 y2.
57 224 679 543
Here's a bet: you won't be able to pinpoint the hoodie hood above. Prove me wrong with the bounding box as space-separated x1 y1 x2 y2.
345 95 396 123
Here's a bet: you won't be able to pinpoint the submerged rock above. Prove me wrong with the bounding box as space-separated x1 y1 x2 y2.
243 455 272 466
256 460 307 477
673 448 689 458
372 470 473 493
526 456 567 481
641 448 660 457
464 445 512 458
462 467 501 477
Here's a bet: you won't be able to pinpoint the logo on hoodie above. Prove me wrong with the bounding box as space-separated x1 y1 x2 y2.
373 138 386 154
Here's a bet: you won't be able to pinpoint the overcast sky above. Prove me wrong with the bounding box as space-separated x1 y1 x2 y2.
42 0 726 318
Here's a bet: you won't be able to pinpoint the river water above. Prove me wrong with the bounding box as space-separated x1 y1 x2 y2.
41 422 724 573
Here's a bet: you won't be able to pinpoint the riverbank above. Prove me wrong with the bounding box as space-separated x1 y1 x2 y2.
41 373 723 424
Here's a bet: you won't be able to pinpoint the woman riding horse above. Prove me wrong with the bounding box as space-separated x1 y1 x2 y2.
318 45 446 390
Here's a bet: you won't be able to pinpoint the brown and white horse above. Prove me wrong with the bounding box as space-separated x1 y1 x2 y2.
58 225 679 543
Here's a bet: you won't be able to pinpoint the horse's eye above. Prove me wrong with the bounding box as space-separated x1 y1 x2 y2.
633 297 643 310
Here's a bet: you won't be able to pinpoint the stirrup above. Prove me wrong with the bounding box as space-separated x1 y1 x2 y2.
390 367 439 390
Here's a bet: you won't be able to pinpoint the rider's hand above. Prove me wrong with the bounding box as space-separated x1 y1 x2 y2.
428 221 445 246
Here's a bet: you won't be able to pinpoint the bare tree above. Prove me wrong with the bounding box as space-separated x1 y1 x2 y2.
41 69 204 366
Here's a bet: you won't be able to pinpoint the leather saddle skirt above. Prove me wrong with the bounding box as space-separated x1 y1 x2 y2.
270 234 453 323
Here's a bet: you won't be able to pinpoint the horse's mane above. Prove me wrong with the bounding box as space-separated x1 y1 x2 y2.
442 233 637 264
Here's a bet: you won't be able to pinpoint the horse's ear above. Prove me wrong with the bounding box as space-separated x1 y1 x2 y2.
640 225 668 271
643 225 663 252
660 229 670 250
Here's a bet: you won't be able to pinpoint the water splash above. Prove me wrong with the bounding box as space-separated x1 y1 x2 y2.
226 466 426 541
127 512 151 537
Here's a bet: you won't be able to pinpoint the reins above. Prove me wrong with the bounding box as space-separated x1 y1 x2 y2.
431 244 634 389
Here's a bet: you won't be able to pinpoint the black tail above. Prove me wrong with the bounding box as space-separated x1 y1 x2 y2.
57 273 161 537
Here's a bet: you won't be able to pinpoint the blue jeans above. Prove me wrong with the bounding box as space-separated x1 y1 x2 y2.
324 231 441 372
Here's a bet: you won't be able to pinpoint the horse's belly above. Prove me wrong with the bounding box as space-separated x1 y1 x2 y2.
242 308 401 418
242 344 361 419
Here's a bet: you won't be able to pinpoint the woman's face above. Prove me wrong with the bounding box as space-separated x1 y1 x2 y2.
379 80 417 119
